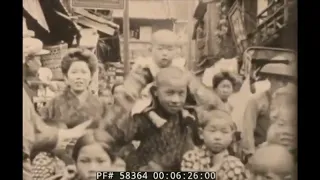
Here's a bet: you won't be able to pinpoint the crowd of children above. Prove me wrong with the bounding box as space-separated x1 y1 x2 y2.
23 29 297 180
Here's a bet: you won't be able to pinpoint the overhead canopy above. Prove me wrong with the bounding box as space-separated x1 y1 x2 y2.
112 0 175 20
73 8 119 35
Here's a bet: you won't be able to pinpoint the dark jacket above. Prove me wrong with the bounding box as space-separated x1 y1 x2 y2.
105 97 201 171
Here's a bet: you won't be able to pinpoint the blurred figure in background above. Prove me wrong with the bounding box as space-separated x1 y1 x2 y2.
212 71 238 113
247 145 295 180
241 62 295 158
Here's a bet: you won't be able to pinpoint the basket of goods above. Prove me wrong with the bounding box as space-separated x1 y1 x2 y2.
41 42 68 80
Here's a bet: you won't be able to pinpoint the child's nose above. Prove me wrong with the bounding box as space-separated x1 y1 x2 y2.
89 162 99 171
171 94 181 103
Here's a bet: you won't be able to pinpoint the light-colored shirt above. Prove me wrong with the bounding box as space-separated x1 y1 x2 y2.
241 90 272 154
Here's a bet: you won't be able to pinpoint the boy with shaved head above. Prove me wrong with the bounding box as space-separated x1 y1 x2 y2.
107 67 201 171
248 144 295 180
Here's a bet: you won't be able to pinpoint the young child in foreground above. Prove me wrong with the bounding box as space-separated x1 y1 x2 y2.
72 130 125 180
181 109 248 180
107 67 201 171
247 144 295 180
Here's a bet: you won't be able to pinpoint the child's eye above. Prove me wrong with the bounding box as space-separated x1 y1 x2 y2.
206 128 216 132
221 129 229 133
80 159 90 163
277 121 285 126
97 159 106 164
166 91 174 95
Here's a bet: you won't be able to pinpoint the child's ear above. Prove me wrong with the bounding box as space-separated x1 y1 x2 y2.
150 85 157 97
63 75 69 85
198 127 204 140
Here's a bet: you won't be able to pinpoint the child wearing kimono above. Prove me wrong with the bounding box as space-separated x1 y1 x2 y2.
31 48 109 180
106 67 201 171
212 71 239 113
181 109 248 180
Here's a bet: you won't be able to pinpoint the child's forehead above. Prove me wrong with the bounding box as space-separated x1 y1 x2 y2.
205 118 233 128
155 67 188 86
153 41 177 48
152 30 178 46
157 77 188 88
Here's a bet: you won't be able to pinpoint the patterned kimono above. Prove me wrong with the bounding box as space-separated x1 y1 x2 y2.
107 97 200 171
40 87 106 129
181 146 249 180
32 87 107 180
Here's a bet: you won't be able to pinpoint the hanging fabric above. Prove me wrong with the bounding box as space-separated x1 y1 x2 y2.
23 0 50 32
23 0 79 47
96 31 121 64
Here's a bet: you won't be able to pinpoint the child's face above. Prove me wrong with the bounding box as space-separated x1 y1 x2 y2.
267 119 296 149
268 106 296 149
215 79 234 101
201 118 233 153
155 79 187 114
249 145 294 180
152 43 176 68
76 144 112 180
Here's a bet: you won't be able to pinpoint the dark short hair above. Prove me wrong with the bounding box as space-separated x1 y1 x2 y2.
61 48 98 76
72 130 116 162
212 71 237 89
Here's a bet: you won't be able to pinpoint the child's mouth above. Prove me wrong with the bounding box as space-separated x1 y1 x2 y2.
211 143 223 148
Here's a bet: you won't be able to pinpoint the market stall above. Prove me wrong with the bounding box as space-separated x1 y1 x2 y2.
23 0 124 110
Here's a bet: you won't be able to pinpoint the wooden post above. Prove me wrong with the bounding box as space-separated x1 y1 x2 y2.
123 0 130 77
186 0 197 70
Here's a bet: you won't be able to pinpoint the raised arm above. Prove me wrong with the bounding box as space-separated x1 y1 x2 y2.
115 62 153 112
23 88 59 154
186 71 227 111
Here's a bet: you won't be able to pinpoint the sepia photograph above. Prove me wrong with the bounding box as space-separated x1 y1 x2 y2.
23 0 297 179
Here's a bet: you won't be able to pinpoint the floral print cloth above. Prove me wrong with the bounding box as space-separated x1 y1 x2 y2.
181 146 249 180
32 152 66 180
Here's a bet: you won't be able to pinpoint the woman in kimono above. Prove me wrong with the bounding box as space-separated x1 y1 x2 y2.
211 71 238 113
32 48 108 180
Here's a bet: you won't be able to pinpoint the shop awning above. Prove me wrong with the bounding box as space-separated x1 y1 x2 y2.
73 8 119 35
112 0 175 20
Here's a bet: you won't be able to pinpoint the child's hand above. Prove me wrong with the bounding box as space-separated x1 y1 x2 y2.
56 120 93 150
